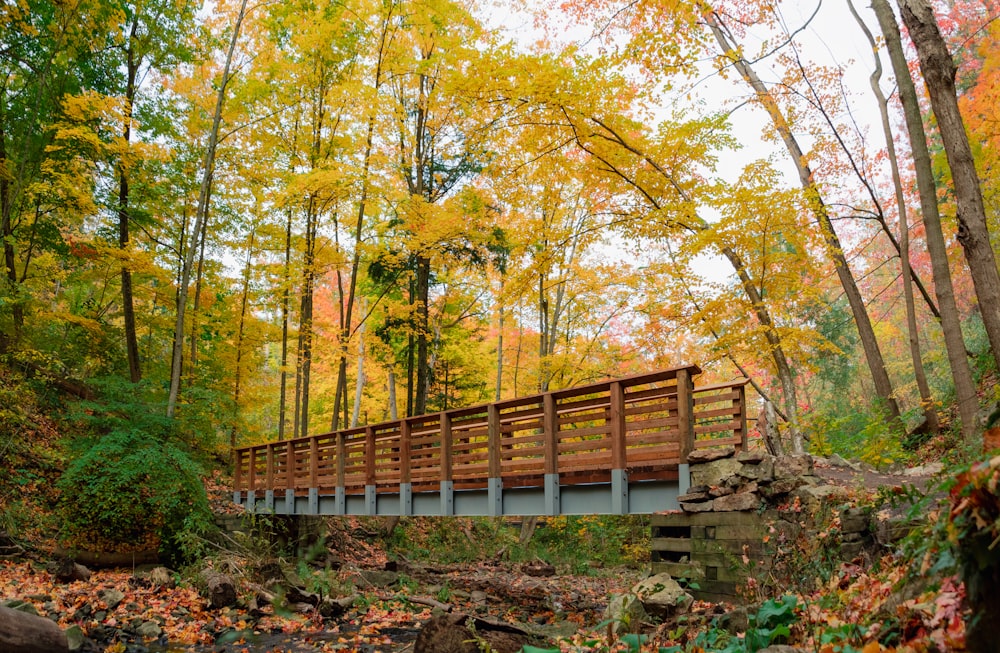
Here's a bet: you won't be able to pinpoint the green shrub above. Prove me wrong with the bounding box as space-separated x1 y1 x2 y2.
57 429 211 563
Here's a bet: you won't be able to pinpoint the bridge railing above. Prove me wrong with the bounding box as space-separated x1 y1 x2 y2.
234 366 749 497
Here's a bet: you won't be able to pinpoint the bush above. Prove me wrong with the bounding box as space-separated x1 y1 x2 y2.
57 429 211 563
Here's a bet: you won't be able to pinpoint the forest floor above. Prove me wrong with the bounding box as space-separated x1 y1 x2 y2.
0 451 972 653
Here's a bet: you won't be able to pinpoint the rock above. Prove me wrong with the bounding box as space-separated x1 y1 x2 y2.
691 457 743 488
414 612 537 653
520 560 555 577
828 453 859 470
604 593 648 634
739 458 774 482
774 454 813 479
713 492 761 512
631 573 693 619
687 446 736 464
798 484 849 503
709 485 734 498
136 621 162 639
148 567 175 589
736 450 767 464
759 477 807 499
677 491 711 503
470 590 488 604
679 500 716 513
359 569 399 588
903 462 944 477
0 605 69 653
98 589 125 611
839 507 869 534
50 558 91 584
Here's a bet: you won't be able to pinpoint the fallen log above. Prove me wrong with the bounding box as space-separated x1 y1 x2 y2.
0 606 68 653
204 570 237 609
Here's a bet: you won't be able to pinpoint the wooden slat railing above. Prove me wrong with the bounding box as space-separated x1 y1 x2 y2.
233 366 750 497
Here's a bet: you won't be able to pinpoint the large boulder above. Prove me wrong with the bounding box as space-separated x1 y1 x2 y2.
632 573 693 619
691 457 743 488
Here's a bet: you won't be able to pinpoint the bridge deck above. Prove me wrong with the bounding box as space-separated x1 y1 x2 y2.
232 366 748 516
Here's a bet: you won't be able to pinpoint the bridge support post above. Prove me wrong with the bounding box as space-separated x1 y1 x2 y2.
365 485 376 515
544 474 560 515
308 488 319 514
611 469 628 514
285 489 295 515
400 483 412 516
678 463 690 496
264 490 275 513
246 490 256 514
335 487 345 515
488 478 502 517
233 491 241 507
440 481 453 515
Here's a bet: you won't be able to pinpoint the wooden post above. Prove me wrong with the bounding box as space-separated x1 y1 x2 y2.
365 426 377 515
440 411 454 516
285 441 294 491
609 382 627 470
309 437 319 489
676 369 695 464
543 393 558 475
399 419 412 486
365 426 376 487
265 444 275 490
488 404 502 516
488 405 502 479
736 384 748 452
440 412 453 482
336 432 346 488
543 393 561 515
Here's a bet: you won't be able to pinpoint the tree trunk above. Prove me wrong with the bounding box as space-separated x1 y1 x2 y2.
850 0 938 434
874 0 979 439
167 0 249 418
708 13 902 428
296 200 317 439
414 255 430 416
0 606 68 653
278 207 292 441
898 0 1000 373
388 368 399 420
118 23 141 383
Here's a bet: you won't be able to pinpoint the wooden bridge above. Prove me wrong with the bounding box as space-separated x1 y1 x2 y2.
232 365 749 516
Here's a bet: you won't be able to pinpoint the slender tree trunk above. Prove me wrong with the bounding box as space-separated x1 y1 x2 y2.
387 368 399 420
849 0 938 434
296 199 317 438
118 25 141 383
278 207 292 441
414 255 430 415
708 13 902 428
897 0 1000 375
495 280 504 401
874 0 979 439
167 0 249 418
189 187 211 371
0 90 23 343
